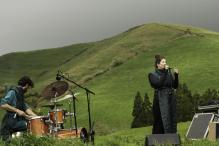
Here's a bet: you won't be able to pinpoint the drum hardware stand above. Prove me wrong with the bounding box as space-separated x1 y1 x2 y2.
68 90 78 136
57 71 95 145
50 92 60 134
68 98 73 131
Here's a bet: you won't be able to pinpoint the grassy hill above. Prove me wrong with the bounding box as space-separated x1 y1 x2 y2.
1 23 219 134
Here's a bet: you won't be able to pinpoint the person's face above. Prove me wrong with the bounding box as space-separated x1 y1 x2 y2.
157 58 166 69
23 84 32 93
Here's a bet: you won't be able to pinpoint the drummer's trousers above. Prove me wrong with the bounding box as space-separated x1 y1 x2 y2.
0 113 27 141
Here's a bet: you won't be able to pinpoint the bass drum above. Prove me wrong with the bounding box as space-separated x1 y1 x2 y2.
54 127 88 140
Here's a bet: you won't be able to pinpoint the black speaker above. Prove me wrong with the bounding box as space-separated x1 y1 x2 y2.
145 133 181 146
186 113 214 139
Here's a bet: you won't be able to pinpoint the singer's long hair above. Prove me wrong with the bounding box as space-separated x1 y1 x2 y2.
154 54 165 68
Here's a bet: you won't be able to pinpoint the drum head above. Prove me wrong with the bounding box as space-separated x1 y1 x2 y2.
30 116 47 120
50 109 63 112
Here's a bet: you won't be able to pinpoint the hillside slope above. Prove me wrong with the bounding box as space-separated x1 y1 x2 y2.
0 23 219 134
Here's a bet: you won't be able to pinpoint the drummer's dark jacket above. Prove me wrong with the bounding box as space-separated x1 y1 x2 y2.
0 86 29 139
148 69 178 134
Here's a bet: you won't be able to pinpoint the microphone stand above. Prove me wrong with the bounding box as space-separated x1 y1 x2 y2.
58 72 95 145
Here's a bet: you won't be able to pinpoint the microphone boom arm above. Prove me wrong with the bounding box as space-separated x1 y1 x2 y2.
56 71 95 145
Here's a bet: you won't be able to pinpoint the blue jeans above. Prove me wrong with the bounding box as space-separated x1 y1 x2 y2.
0 113 27 140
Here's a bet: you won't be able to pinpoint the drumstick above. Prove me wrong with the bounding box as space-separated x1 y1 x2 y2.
14 113 17 119
24 114 31 120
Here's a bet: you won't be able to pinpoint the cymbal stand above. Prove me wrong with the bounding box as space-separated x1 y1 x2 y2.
51 92 59 134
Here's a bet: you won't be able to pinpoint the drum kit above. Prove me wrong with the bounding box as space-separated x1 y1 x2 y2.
27 80 88 140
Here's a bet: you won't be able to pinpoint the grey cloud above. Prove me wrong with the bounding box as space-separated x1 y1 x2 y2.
0 0 219 55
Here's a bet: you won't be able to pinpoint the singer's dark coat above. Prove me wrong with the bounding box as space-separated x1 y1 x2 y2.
148 69 178 134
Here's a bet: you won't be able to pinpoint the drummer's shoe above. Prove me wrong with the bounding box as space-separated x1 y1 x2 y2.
12 132 23 138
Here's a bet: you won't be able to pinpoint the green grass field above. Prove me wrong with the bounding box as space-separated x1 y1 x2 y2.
1 122 219 146
95 121 219 146
1 23 219 136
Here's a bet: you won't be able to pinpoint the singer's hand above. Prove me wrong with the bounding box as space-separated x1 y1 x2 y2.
165 65 169 70
174 68 179 74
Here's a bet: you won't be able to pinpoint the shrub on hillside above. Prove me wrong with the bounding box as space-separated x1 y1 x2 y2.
131 92 152 128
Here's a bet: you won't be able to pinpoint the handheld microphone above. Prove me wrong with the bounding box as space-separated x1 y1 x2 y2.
165 65 172 70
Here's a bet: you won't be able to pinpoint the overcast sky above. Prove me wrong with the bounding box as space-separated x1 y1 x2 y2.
0 0 218 56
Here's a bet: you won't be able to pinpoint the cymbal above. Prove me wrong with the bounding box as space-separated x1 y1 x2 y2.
42 81 69 98
57 93 80 102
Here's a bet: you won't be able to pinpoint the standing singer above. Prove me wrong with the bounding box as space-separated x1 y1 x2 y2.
148 55 179 134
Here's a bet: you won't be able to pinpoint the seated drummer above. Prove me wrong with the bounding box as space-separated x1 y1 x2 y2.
0 76 37 140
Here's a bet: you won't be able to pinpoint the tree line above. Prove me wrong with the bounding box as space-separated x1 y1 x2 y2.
131 83 219 128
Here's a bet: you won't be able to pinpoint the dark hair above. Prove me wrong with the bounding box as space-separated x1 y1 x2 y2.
18 76 34 87
154 54 165 68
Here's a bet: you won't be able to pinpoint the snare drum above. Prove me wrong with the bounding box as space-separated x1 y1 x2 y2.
49 109 65 124
28 116 49 136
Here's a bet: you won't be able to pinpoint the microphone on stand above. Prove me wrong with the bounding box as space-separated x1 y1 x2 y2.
56 71 62 81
